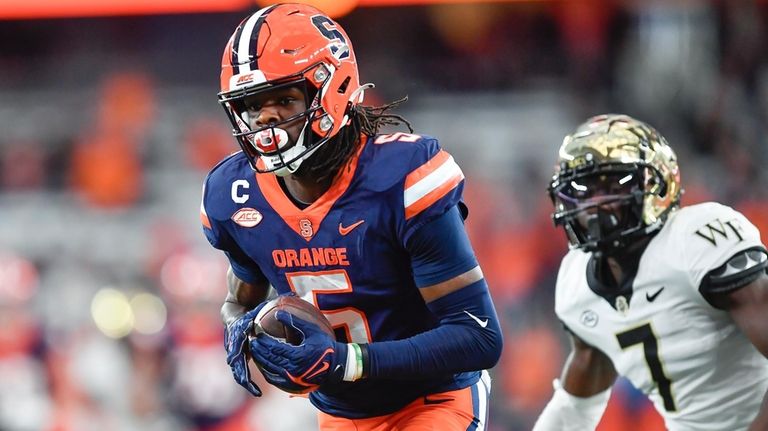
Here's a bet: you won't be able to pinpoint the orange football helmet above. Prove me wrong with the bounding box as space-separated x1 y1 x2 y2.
218 3 364 175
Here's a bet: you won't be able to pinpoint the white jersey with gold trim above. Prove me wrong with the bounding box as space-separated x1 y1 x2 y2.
555 202 768 431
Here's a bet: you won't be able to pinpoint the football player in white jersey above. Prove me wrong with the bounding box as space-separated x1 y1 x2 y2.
533 114 768 431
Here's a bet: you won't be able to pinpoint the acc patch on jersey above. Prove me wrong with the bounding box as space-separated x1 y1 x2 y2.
232 208 263 227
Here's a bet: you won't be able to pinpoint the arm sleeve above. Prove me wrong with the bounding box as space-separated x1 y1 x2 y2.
362 203 501 378
532 379 610 431
365 278 503 379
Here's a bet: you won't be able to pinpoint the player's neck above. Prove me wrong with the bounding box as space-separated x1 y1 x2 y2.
598 237 651 287
604 258 626 286
280 173 332 206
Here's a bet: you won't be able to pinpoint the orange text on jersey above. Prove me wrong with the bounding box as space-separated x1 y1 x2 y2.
272 248 349 268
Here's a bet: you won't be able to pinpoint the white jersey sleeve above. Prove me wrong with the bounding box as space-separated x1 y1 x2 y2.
674 202 765 292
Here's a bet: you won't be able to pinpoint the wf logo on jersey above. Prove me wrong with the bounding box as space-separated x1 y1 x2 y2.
695 218 745 246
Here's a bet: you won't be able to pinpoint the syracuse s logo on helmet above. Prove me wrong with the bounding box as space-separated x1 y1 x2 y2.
311 15 350 60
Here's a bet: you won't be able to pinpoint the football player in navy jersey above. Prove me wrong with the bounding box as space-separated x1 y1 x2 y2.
534 115 768 431
199 4 503 430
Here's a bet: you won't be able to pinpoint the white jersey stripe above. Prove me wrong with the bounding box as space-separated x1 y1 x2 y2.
200 183 208 216
236 9 268 72
403 155 463 208
475 370 491 431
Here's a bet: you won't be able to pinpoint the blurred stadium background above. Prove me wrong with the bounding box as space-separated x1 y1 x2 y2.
1 0 767 430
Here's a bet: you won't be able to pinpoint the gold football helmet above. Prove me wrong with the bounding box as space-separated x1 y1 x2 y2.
548 114 682 252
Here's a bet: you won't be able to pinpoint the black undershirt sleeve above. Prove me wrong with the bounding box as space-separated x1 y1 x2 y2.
699 246 768 309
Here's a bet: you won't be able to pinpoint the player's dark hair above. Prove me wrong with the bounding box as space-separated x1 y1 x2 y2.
298 97 413 183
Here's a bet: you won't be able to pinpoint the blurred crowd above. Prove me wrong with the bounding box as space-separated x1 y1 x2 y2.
1 1 768 430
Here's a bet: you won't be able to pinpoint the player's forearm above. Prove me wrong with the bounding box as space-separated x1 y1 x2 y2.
749 390 768 431
221 267 270 327
364 279 503 379
561 338 617 397
221 300 249 327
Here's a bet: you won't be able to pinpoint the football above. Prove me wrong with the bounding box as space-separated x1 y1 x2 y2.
253 293 334 345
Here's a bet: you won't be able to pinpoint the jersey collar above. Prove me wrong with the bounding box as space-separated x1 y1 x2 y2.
255 138 366 241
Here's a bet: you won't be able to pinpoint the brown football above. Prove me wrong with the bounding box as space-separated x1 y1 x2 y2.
254 294 334 345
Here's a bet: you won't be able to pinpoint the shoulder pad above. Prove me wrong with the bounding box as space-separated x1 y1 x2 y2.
200 152 254 250
668 202 764 291
398 135 465 242
365 133 467 244
201 152 253 223
354 133 432 191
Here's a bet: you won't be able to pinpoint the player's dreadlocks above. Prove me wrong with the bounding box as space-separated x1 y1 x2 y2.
298 96 413 183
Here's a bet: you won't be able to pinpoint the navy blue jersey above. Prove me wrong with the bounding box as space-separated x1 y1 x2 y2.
200 132 480 418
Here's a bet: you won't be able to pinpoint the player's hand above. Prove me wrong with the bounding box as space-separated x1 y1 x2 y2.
224 303 267 397
250 310 347 394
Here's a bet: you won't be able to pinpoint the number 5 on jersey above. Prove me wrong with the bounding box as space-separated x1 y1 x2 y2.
286 270 372 344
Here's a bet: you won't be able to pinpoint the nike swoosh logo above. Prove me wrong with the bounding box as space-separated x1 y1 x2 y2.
464 310 489 328
339 220 365 236
646 286 665 302
306 361 330 380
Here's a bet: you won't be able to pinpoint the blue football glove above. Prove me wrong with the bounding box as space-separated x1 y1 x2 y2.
250 310 347 394
224 303 267 397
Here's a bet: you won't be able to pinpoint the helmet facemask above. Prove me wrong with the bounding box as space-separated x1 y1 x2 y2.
219 66 340 176
551 164 654 253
